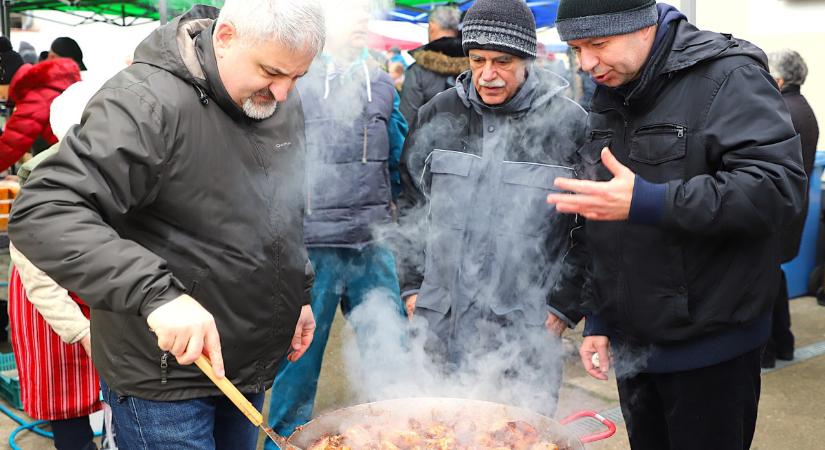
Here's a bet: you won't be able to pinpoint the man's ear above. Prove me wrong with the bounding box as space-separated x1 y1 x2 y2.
640 24 657 41
213 22 237 57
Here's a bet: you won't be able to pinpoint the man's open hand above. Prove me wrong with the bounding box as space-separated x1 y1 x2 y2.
547 148 635 221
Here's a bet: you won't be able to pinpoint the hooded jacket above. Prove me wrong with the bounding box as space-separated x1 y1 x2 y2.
9 6 313 400
580 17 805 371
400 66 588 335
0 58 80 171
399 37 469 126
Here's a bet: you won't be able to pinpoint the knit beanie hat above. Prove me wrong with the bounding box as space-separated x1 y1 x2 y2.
462 0 537 59
51 36 87 71
556 0 658 41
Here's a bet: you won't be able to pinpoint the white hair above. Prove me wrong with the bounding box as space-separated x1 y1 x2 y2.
217 0 326 55
429 5 461 33
768 49 809 87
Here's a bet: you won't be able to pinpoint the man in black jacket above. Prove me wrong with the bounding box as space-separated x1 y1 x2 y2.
8 1 325 448
399 5 468 125
762 49 820 367
547 1 805 449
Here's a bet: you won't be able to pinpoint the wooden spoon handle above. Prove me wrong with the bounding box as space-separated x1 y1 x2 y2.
194 355 263 426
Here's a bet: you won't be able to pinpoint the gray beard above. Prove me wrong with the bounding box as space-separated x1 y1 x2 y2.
243 98 278 120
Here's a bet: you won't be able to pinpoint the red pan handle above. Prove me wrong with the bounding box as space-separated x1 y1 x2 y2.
559 410 617 443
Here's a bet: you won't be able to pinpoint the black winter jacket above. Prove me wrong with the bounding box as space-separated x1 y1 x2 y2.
581 20 806 346
8 7 313 400
780 85 819 262
399 37 469 126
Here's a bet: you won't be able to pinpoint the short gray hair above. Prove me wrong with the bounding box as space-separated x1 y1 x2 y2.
768 49 808 86
429 5 461 33
217 0 325 55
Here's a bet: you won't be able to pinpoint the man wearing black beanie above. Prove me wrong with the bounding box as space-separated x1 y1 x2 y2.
547 1 805 449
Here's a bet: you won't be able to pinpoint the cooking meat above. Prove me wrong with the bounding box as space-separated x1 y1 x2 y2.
309 416 559 450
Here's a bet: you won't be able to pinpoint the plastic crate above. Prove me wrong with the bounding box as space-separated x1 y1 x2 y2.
0 352 22 409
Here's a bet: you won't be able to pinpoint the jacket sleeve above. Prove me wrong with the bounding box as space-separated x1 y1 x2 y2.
8 86 186 317
0 96 52 171
387 91 409 200
654 64 806 236
303 259 315 306
9 243 89 344
396 101 437 296
548 102 592 328
399 65 425 127
548 216 591 328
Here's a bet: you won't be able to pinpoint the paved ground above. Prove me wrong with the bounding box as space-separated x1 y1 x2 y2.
3 296 825 449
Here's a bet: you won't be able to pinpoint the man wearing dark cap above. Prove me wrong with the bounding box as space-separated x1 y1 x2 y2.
49 37 87 71
546 1 805 448
399 0 588 415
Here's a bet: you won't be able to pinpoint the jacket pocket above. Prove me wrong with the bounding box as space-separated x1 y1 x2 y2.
416 280 451 315
427 149 477 230
180 267 210 298
629 123 687 164
577 130 613 181
498 161 574 237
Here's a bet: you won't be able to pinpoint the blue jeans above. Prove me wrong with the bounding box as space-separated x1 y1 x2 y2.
266 245 405 443
101 379 265 450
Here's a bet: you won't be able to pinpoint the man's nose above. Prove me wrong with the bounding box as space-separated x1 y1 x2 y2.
481 63 498 81
270 80 294 103
578 49 599 73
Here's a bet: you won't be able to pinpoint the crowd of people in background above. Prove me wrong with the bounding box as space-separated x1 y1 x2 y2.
0 1 820 450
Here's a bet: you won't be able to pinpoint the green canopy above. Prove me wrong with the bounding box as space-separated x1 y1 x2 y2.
2 1 224 34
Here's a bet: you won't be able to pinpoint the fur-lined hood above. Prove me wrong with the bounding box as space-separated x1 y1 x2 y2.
410 37 468 76
9 58 81 103
411 49 469 76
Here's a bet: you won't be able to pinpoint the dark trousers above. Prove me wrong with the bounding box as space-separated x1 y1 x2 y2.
767 270 795 357
51 417 96 450
617 347 761 450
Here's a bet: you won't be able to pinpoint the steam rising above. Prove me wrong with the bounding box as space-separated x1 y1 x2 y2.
300 0 659 423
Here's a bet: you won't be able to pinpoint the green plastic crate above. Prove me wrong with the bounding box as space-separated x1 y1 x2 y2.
0 352 22 409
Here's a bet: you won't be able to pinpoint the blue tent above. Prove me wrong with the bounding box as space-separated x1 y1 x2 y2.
389 1 560 30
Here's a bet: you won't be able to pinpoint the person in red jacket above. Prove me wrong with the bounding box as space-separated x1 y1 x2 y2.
0 55 81 171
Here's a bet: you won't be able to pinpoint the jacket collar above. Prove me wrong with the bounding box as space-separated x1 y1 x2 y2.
195 23 251 123
593 20 767 110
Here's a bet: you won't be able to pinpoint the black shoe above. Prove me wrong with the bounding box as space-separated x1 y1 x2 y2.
776 349 794 361
761 348 776 369
817 288 825 306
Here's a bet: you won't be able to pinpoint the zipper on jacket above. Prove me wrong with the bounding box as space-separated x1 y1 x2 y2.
635 123 687 138
362 125 368 163
160 352 169 385
192 84 209 106
590 130 613 140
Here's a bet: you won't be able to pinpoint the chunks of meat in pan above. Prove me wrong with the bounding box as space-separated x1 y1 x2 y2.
307 417 559 450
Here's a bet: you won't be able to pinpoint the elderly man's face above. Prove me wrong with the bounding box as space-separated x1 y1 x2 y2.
567 26 655 88
468 49 528 105
214 22 315 120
